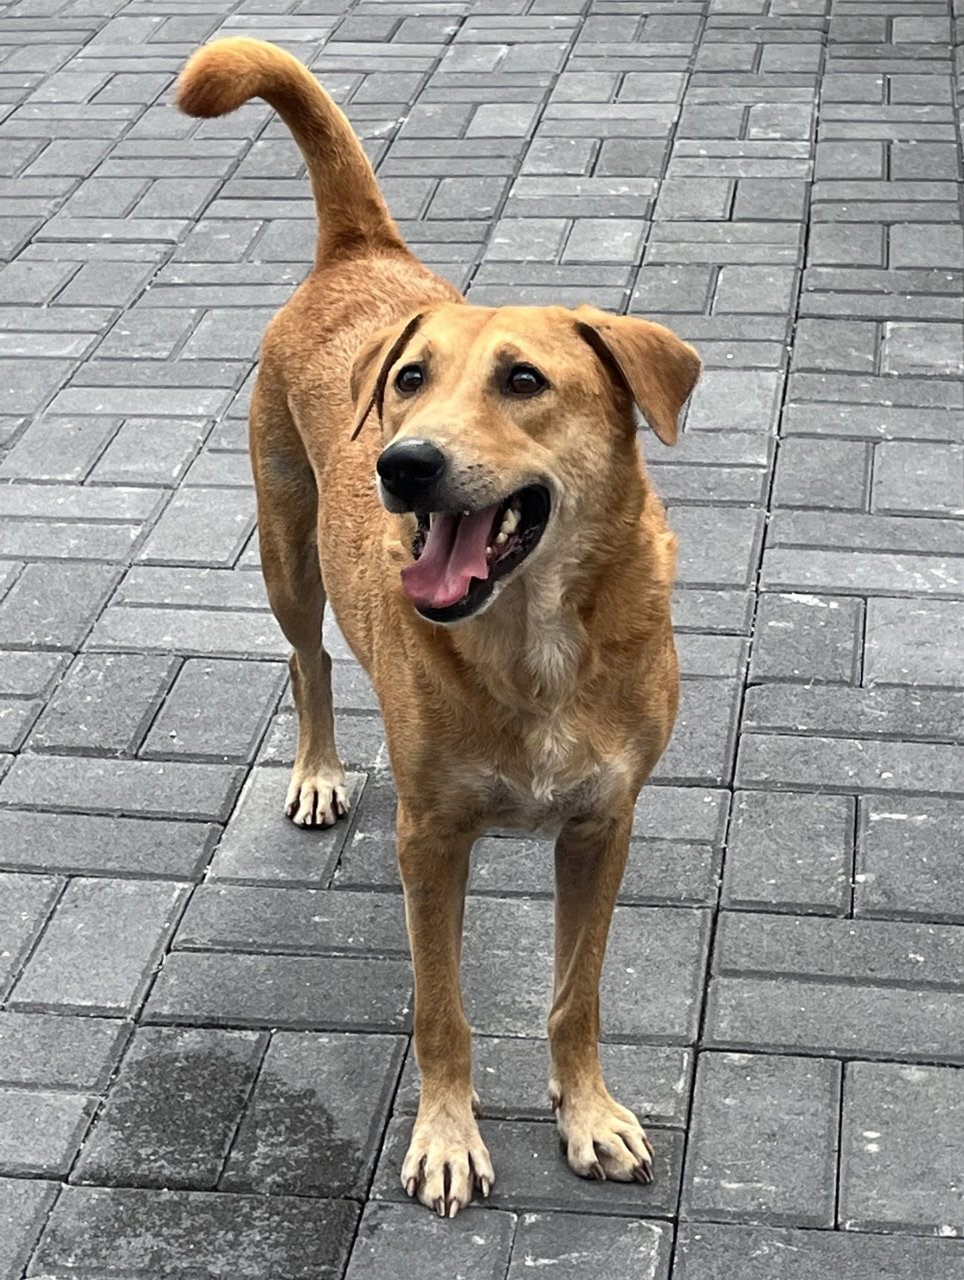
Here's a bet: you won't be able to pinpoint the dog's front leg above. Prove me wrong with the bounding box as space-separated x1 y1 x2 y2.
548 808 655 1185
396 804 493 1217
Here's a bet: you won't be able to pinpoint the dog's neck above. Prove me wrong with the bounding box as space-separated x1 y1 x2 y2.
447 466 665 716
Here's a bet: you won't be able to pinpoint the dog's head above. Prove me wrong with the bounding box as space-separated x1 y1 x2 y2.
349 303 700 625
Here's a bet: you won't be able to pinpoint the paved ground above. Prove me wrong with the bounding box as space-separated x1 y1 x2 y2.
1 0 964 1276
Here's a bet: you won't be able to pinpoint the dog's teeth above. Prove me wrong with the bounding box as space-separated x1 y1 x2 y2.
495 531 508 547
500 507 520 537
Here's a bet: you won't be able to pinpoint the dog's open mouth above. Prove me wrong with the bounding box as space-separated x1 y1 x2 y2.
402 484 550 623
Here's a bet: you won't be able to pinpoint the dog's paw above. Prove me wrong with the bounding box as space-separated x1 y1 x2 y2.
550 1078 654 1184
401 1110 494 1218
284 766 349 828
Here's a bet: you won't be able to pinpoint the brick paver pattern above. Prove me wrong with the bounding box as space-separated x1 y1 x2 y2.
1 0 963 1276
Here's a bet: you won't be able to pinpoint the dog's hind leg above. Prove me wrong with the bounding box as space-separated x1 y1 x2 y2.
250 375 348 828
548 807 655 1185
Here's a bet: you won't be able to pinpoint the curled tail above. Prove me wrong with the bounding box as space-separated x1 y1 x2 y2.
177 37 407 265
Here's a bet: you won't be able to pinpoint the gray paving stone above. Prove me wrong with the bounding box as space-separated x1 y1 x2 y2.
175 884 408 956
685 370 783 434
0 1012 125 1090
672 508 764 588
29 1185 358 1280
864 597 964 686
762 545 964 598
772 436 870 509
653 676 741 786
872 441 964 517
890 221 964 268
749 592 863 683
683 1052 840 1227
737 731 964 798
840 1061 964 1233
673 1222 964 1280
0 809 216 879
0 1087 93 1176
723 791 853 915
222 1031 405 1197
96 307 199 360
507 1212 671 1280
857 795 964 923
208 767 363 886
9 877 184 1015
705 976 964 1063
715 911 964 989
633 265 713 313
396 1036 692 1128
74 1026 264 1189
144 951 412 1032
346 1202 516 1280
140 657 283 762
0 753 243 821
29 652 175 755
563 217 646 263
374 1115 684 1217
809 221 886 266
90 600 288 659
0 1175 58 1280
882 321 963 376
0 561 118 650
0 415 118 481
137 486 255 567
713 266 797 315
0 873 61 999
746 681 964 744
86 417 205 487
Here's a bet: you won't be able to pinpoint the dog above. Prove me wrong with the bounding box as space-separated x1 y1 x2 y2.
177 38 700 1219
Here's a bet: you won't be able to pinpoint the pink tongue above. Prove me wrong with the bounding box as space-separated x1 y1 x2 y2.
401 505 499 610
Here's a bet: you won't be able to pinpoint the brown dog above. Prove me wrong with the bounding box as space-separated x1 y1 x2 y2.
177 38 700 1218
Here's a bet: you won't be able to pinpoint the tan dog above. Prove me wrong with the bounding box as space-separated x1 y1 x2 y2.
177 38 700 1218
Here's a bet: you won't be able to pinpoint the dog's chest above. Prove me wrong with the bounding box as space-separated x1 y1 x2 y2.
460 731 625 835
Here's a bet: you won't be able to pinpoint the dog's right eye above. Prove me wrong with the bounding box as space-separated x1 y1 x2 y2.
394 364 424 395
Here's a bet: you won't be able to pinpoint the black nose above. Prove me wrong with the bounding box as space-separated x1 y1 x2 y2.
376 438 446 506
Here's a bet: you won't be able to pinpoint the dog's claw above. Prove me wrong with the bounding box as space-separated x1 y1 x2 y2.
478 1175 491 1198
632 1160 654 1184
590 1160 606 1181
405 1176 418 1197
435 1197 446 1218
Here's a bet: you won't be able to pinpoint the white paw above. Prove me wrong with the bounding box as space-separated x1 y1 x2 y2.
284 767 349 828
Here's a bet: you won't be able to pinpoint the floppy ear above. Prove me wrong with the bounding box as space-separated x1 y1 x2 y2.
574 306 701 447
349 312 424 440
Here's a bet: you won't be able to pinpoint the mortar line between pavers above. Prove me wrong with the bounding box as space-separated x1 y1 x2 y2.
833 1057 847 1227
60 1016 137 1188
211 1026 272 1187
671 4 833 1271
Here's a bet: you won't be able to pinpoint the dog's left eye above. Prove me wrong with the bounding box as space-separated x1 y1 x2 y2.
394 364 424 395
505 364 547 397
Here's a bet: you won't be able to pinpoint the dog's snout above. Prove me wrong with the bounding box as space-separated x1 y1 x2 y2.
377 438 446 506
